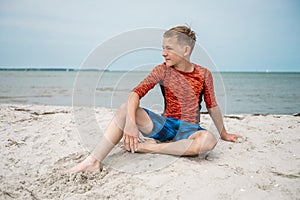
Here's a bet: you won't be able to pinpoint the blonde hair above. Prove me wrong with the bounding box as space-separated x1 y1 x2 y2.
163 25 197 52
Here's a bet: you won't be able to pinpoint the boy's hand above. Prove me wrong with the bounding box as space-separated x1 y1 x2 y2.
123 123 139 153
221 132 242 142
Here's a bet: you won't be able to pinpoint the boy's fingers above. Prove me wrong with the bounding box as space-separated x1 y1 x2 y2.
124 135 130 151
134 137 138 151
123 133 138 153
129 136 134 153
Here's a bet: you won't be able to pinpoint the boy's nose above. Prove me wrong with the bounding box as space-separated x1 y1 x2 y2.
162 50 168 57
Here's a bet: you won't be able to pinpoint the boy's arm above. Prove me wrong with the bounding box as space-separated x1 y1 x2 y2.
202 69 241 142
124 64 164 152
123 92 140 153
208 106 241 142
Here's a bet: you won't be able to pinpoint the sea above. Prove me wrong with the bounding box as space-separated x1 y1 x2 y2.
0 69 299 115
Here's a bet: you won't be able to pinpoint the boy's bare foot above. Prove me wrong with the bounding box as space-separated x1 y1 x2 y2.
62 155 102 173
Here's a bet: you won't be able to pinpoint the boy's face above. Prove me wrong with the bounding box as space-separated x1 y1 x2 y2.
162 36 186 67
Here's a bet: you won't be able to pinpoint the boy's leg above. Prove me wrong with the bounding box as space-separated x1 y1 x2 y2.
137 130 217 156
91 105 153 160
65 104 153 173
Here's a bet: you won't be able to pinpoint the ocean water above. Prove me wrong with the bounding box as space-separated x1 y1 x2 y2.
0 70 299 114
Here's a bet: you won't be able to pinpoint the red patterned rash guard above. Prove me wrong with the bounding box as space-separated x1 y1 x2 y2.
132 63 218 124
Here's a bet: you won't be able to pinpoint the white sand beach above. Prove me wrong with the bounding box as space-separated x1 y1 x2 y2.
0 104 299 199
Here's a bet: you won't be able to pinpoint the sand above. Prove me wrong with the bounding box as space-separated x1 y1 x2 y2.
0 104 299 199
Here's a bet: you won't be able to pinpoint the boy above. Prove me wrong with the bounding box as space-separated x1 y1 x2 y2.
66 25 241 173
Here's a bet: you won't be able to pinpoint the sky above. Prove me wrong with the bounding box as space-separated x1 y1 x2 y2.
0 0 299 72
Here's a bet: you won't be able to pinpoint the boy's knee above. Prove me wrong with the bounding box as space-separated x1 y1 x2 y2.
116 103 127 115
202 131 217 149
119 103 127 110
193 131 217 154
113 104 128 124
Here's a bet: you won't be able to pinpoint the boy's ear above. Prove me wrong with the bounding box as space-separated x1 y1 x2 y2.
183 45 191 56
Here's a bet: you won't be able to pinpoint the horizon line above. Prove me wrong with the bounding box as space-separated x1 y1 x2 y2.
0 67 299 73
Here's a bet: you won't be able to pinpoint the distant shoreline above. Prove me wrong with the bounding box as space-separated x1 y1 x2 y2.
0 68 299 73
0 68 110 72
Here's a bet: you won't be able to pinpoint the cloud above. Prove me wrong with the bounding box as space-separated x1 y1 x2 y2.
0 0 299 70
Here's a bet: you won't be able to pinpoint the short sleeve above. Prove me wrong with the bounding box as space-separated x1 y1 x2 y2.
132 64 165 99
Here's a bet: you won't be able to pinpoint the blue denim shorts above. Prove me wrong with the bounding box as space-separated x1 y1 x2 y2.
141 108 205 142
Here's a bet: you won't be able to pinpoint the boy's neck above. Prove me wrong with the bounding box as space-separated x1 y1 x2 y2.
174 59 194 72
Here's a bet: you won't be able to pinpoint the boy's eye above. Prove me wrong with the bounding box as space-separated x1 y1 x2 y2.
163 47 173 51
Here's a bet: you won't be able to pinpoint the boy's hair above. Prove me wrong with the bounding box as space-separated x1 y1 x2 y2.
163 25 197 52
